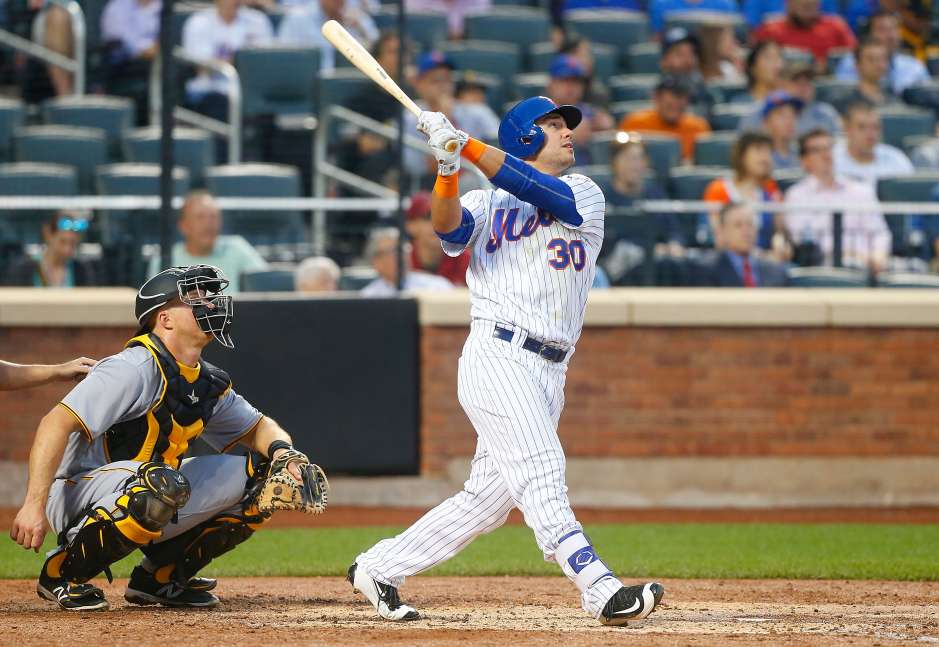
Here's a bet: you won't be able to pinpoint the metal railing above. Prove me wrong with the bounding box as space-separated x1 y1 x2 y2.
149 47 242 163
0 0 85 95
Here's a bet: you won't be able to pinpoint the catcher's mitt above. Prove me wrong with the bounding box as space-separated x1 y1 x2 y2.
255 449 328 517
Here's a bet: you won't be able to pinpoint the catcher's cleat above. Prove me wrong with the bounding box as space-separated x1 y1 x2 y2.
37 572 109 612
186 576 217 592
124 566 219 608
347 562 420 622
599 582 665 627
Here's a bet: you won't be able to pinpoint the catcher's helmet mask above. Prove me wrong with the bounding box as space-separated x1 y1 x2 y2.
135 265 235 349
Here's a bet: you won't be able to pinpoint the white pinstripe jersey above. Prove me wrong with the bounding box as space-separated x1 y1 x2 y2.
441 174 605 348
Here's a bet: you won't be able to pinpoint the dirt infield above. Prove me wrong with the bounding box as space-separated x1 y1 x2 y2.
3 577 937 646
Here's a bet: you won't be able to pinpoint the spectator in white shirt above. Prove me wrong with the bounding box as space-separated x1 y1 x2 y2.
360 227 454 296
100 0 161 123
832 100 914 187
785 128 891 271
278 0 378 71
182 0 273 119
404 0 491 38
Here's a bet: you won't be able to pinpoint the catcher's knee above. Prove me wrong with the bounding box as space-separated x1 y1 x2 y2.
55 462 190 583
143 513 258 583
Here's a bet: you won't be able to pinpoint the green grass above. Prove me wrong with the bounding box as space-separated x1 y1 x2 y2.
3 523 937 581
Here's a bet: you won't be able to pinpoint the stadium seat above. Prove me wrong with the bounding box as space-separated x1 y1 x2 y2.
241 269 296 292
668 165 727 200
456 71 506 113
464 7 551 55
609 74 657 102
315 69 372 138
813 78 856 106
878 272 939 288
877 172 939 254
205 163 304 244
901 134 933 156
41 95 134 159
878 107 936 149
780 47 814 67
0 162 78 242
235 47 320 119
664 10 744 34
709 103 752 131
0 97 25 160
928 54 939 77
773 168 806 192
14 125 108 194
640 135 683 184
513 73 548 101
123 127 216 188
625 43 661 74
569 164 612 187
441 40 521 88
693 132 736 166
372 9 448 50
171 2 204 46
788 266 869 287
339 265 378 291
708 79 748 103
528 41 618 80
610 100 654 123
566 10 649 58
96 163 191 244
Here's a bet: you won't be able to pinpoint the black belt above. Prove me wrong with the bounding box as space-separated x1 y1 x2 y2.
493 325 568 363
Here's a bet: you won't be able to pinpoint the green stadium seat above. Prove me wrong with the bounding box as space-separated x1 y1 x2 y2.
172 3 205 47
780 47 814 67
709 103 752 131
610 100 654 123
708 79 748 103
41 95 133 159
528 41 618 80
14 125 108 194
608 74 657 102
813 78 856 106
877 172 939 254
235 47 320 119
513 73 548 101
123 127 216 188
637 135 683 184
95 163 191 244
693 132 736 166
0 162 78 242
205 163 304 244
788 266 869 287
566 10 649 57
339 265 377 291
241 269 296 292
464 7 551 55
664 10 744 34
569 164 612 187
441 40 521 88
878 107 936 149
878 272 939 288
372 9 448 50
668 165 727 200
316 69 372 138
625 43 661 74
0 97 25 160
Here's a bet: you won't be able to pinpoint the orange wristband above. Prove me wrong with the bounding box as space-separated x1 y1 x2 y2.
461 138 486 164
433 173 459 198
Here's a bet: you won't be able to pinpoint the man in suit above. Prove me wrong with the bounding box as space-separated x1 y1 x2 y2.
701 202 790 287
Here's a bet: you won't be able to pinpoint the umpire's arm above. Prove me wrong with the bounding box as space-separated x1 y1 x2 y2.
10 405 83 551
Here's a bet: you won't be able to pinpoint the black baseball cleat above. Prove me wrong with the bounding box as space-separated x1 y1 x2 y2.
37 572 109 612
347 562 421 621
599 582 665 626
124 566 220 608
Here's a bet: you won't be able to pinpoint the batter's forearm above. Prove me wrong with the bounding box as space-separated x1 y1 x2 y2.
431 175 463 234
460 138 506 178
23 405 77 507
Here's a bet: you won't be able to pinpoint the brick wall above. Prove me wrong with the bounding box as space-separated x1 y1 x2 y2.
420 326 939 475
0 327 135 460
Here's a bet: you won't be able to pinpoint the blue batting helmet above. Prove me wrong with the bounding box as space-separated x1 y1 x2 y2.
498 96 582 159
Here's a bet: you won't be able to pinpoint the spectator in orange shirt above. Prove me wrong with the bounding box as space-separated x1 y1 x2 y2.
618 75 710 161
752 0 856 69
702 131 787 254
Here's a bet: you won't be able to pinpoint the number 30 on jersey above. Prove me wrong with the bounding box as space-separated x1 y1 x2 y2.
547 238 586 271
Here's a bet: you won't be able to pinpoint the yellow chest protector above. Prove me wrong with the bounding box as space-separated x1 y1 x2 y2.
104 334 232 468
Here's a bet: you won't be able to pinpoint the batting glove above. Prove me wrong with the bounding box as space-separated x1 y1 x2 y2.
429 128 468 176
417 110 454 136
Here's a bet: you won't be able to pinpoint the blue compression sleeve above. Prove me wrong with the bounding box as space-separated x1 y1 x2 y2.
435 207 475 245
490 154 583 226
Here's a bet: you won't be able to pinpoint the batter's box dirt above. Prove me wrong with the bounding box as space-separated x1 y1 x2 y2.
2 577 937 646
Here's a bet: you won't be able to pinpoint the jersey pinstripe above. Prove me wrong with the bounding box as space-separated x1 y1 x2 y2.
442 173 605 348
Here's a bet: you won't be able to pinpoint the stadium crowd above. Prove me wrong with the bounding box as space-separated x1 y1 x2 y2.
0 0 938 290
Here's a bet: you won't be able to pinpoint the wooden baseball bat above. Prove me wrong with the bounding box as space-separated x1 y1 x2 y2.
320 20 458 152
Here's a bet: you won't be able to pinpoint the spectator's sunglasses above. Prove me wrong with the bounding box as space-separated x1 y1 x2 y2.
57 216 90 233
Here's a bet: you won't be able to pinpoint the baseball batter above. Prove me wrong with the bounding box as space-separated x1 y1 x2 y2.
349 97 665 625
9 265 327 611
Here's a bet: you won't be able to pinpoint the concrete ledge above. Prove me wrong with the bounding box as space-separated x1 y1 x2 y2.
628 288 829 327
827 291 939 327
0 288 137 326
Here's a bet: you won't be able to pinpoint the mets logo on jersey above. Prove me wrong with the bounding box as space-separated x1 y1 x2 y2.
485 208 555 253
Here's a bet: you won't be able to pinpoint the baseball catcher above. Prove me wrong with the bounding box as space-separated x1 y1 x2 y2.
9 264 328 611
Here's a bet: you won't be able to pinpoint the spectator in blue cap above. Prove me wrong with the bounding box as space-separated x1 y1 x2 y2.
762 91 803 169
545 54 614 165
738 60 841 136
659 27 718 109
